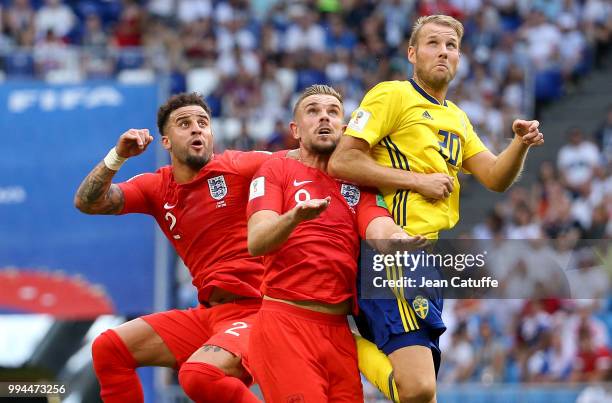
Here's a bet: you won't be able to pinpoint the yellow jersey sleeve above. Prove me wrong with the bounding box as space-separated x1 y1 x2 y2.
345 81 403 147
462 111 489 162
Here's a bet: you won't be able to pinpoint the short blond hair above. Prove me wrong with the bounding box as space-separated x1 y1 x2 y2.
408 15 464 48
293 84 343 117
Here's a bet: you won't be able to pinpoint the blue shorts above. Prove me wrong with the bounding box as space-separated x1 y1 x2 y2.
357 247 447 373
356 297 446 374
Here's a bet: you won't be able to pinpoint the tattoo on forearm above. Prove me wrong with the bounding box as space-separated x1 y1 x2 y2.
76 161 124 214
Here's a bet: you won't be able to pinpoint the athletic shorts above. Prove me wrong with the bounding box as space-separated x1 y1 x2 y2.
141 298 260 383
249 299 363 403
356 297 445 374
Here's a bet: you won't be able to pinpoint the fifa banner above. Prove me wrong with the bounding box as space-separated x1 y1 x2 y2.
0 82 161 318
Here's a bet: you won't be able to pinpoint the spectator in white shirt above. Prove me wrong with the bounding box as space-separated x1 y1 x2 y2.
558 128 602 194
34 0 75 39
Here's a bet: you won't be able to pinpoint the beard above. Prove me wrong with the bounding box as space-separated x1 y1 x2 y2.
306 137 338 155
185 154 210 170
174 146 212 171
416 62 454 92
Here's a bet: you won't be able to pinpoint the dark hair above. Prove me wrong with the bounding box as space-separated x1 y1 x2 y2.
157 92 211 136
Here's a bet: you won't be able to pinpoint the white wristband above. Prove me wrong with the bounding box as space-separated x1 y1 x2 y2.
103 147 127 171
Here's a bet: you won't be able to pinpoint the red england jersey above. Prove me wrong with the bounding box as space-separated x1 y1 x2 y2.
246 158 390 306
118 150 284 303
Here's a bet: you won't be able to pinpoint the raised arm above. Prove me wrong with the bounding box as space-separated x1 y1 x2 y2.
462 119 543 192
74 129 153 214
247 197 330 256
328 136 455 200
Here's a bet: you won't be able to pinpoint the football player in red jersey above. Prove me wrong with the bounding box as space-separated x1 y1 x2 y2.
75 93 288 403
246 85 427 402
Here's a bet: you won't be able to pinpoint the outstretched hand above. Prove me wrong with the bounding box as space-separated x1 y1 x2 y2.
513 119 544 147
291 197 331 223
385 231 429 253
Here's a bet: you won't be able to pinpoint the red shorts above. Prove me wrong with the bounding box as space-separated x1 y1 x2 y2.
249 299 363 402
141 298 260 383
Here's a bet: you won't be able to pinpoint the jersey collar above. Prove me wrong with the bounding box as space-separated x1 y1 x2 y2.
409 78 448 107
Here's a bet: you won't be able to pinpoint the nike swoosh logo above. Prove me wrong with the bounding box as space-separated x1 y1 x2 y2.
164 202 176 209
293 180 312 186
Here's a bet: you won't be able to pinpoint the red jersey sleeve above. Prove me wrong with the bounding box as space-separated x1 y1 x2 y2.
117 172 159 214
231 150 289 178
246 158 285 218
355 189 392 238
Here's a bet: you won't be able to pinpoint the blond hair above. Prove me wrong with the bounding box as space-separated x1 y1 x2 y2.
408 15 464 48
293 84 343 117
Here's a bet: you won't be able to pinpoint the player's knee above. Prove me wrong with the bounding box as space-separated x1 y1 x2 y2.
178 365 204 400
395 374 436 403
178 362 225 403
91 330 136 374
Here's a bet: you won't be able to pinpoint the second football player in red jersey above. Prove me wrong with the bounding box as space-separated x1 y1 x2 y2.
75 93 287 403
246 85 426 402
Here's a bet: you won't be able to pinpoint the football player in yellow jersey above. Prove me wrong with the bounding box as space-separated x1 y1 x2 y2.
329 15 544 403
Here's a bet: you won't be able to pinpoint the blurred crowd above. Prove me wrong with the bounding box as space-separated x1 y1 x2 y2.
439 298 611 385
8 0 606 394
456 107 612 387
1 0 610 149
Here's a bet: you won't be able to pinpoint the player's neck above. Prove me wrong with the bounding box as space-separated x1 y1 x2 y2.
171 161 202 184
412 76 448 105
297 149 330 172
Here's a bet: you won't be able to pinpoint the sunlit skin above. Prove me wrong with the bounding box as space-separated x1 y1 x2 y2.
290 94 346 171
408 23 460 104
161 105 214 183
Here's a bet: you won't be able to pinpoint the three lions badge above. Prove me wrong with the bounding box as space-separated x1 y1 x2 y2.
340 184 360 207
208 175 227 200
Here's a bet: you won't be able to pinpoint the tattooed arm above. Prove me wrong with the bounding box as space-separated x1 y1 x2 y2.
74 162 125 215
74 129 153 215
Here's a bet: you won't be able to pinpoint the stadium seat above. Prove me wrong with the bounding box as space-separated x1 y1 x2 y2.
186 68 219 98
97 0 123 27
169 71 187 95
296 68 328 92
76 0 101 19
535 69 563 102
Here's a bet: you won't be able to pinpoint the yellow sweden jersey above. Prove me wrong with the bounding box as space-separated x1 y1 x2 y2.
345 79 489 239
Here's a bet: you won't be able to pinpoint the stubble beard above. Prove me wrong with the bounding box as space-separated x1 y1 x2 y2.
305 136 338 156
416 62 454 92
185 154 210 171
176 146 212 171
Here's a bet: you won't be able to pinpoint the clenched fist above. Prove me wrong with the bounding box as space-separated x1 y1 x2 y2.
513 119 544 147
116 129 154 158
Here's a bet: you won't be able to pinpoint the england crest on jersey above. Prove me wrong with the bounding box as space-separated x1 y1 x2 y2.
208 175 227 200
340 184 360 207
